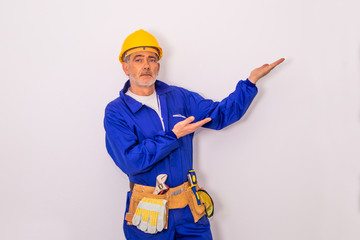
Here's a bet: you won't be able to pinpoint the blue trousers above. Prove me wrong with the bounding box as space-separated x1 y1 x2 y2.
123 192 213 239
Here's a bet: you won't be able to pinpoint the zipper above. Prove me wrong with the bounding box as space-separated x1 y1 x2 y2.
157 94 165 131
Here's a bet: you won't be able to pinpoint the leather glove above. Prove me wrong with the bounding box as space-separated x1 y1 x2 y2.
132 197 167 234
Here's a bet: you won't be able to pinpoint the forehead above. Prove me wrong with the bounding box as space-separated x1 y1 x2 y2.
130 51 158 59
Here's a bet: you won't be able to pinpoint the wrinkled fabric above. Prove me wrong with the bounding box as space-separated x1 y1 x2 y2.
104 79 257 239
124 193 213 240
104 79 257 188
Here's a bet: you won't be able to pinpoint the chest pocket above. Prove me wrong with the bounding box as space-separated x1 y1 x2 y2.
172 114 187 119
169 107 188 128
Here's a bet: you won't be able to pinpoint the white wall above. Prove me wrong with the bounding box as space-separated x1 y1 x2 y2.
1 0 360 239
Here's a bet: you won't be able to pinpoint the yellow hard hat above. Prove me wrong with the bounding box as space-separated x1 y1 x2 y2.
119 29 163 63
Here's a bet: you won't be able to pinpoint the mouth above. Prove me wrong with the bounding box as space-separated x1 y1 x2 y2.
141 72 152 77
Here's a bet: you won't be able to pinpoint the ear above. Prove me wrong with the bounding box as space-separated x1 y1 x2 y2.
122 62 130 76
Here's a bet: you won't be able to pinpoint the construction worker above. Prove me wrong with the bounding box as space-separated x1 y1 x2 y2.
104 29 284 239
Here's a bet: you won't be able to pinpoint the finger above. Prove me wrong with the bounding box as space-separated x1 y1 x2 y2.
202 117 212 124
259 64 270 72
181 116 195 125
269 58 285 69
191 117 212 128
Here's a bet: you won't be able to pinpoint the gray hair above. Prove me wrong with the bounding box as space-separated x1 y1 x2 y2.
123 55 131 63
123 53 159 63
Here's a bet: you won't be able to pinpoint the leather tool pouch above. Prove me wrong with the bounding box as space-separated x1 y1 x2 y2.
125 189 170 228
125 183 206 228
185 186 206 222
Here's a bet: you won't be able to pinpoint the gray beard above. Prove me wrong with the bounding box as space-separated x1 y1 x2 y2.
130 76 156 87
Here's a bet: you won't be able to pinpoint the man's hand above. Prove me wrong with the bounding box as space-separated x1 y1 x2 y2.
248 58 285 84
172 116 212 139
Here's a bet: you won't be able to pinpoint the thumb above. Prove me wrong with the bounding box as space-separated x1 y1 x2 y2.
182 116 195 125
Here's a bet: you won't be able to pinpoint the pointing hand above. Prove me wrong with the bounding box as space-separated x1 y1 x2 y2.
248 58 285 84
172 116 212 138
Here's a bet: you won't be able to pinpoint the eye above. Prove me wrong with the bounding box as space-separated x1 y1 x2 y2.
149 59 156 63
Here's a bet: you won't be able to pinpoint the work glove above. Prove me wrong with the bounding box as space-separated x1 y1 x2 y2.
132 197 167 234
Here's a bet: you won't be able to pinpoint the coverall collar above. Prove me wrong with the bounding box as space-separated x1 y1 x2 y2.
120 80 172 113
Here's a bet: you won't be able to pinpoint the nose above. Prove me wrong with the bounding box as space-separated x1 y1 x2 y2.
143 59 150 69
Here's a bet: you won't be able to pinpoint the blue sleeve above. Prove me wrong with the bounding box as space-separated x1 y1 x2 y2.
188 79 258 130
104 106 179 176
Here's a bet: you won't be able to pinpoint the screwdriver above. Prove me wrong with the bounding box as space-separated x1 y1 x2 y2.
187 170 201 205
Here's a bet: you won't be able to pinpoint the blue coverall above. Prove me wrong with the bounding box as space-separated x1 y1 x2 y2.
104 79 257 239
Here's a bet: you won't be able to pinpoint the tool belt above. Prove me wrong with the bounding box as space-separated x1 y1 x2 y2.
125 181 206 228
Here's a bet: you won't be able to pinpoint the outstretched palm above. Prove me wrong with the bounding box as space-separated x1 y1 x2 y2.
249 58 285 84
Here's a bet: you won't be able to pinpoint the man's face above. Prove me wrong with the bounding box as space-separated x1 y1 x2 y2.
122 51 160 87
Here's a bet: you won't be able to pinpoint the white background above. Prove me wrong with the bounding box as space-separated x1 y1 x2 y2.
1 0 360 239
